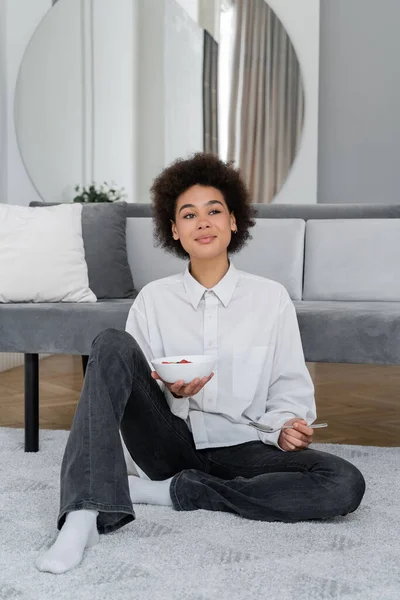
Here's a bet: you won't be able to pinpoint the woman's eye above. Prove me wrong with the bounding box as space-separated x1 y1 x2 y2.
183 210 221 219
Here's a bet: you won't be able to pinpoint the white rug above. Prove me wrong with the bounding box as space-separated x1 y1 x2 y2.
0 428 399 600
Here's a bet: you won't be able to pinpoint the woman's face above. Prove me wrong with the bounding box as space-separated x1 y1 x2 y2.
172 185 236 261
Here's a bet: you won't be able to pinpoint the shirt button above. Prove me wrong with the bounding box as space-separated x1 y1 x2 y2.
207 398 212 403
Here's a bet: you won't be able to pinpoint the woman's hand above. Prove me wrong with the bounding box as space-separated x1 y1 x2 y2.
151 371 214 398
278 418 314 451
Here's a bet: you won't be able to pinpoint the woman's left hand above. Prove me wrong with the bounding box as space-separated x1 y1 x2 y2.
278 418 314 451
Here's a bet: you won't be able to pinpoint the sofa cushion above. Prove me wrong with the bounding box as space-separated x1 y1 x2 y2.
295 300 400 364
126 217 305 299
303 219 400 301
0 204 96 303
3 298 398 365
30 202 136 299
0 300 134 354
126 218 188 290
232 218 305 300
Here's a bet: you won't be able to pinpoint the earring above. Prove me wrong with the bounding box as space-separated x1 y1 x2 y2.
233 229 237 234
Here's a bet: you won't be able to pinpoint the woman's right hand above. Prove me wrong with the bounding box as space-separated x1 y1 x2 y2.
151 371 214 398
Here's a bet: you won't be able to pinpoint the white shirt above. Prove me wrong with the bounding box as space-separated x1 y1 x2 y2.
125 262 316 451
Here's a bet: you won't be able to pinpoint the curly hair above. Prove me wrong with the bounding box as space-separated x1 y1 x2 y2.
150 153 256 259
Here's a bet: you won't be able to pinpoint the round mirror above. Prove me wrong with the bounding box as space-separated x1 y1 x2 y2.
218 0 304 203
15 0 304 204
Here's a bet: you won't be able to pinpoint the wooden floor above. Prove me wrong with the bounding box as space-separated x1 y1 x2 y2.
0 356 399 446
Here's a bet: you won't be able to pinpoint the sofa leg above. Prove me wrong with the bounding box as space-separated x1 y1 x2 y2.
82 355 89 376
24 353 39 452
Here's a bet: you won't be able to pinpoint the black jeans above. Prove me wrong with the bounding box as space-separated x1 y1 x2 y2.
58 329 366 534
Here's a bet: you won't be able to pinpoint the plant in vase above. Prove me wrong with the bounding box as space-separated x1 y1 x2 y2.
73 182 126 203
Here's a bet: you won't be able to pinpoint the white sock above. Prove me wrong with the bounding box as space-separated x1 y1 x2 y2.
35 509 99 574
128 475 173 506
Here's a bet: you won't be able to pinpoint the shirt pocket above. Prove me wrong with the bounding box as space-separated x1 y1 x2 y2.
232 345 269 403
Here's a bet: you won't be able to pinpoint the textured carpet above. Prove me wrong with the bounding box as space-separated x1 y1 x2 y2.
0 428 399 600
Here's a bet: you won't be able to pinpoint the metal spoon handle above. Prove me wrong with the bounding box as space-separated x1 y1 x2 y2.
249 422 328 433
282 423 328 430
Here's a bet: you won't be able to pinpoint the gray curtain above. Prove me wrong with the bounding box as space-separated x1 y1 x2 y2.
227 0 304 203
203 31 219 155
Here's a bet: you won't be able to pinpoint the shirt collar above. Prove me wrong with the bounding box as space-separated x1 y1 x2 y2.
183 261 239 310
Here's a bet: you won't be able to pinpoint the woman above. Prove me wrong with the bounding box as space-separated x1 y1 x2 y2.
36 153 365 574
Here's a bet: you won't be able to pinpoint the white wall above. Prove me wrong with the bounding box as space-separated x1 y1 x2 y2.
175 0 198 23
136 0 165 203
91 0 135 201
175 0 220 41
0 1 7 204
137 0 203 203
318 0 400 204
164 0 203 165
5 0 51 205
199 0 220 42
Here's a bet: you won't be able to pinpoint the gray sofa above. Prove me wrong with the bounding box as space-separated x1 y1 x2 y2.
1 202 400 452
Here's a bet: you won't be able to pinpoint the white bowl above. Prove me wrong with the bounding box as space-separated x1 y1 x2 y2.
151 355 217 384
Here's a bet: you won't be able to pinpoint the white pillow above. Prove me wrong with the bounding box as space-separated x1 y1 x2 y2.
0 203 96 303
